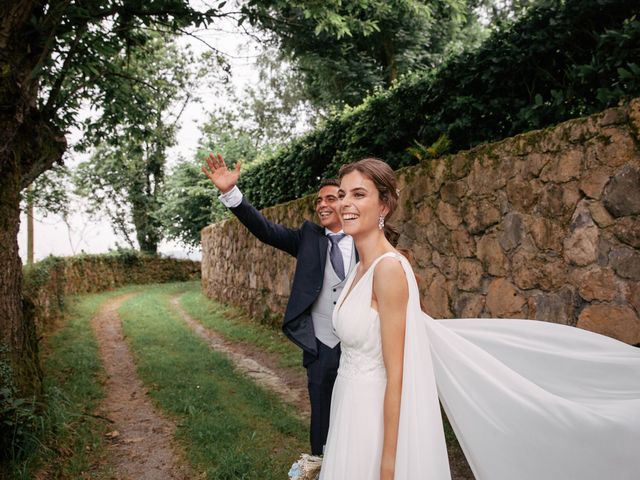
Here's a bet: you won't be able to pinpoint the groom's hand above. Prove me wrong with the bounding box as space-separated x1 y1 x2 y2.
202 152 241 194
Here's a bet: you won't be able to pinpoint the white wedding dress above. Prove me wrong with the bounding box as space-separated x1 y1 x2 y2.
319 252 640 480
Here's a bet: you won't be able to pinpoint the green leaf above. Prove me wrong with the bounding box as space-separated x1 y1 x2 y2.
618 67 633 80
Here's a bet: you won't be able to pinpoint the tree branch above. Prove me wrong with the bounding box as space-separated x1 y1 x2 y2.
28 0 73 88
79 4 236 24
169 92 191 130
150 22 235 59
43 22 88 113
18 112 67 190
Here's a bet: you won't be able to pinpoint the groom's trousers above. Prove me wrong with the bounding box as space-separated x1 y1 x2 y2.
304 339 341 455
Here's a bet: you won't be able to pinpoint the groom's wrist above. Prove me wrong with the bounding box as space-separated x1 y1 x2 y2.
219 185 243 208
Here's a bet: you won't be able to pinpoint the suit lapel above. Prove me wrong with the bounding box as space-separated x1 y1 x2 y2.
318 229 328 272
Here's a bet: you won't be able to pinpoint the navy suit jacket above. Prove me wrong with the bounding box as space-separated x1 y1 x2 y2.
230 197 356 357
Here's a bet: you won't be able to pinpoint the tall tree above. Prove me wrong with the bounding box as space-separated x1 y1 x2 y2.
74 35 199 254
207 48 318 146
243 0 482 107
0 0 218 401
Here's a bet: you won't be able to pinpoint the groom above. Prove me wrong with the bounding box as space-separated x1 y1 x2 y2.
202 153 356 455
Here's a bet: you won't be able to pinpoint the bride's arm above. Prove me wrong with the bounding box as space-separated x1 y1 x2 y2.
374 257 409 480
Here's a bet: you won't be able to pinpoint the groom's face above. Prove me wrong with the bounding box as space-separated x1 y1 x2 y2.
316 185 342 233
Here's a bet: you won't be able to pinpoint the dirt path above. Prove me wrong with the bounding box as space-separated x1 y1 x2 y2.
169 295 310 419
92 294 193 480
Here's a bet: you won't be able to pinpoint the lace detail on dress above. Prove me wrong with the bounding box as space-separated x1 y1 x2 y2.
332 252 404 382
338 339 386 380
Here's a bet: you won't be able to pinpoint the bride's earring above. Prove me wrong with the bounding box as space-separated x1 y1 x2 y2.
378 215 385 230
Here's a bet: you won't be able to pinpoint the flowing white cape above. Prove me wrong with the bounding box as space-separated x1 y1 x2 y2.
394 256 640 480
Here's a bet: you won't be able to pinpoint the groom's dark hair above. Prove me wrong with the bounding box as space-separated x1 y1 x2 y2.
318 178 340 189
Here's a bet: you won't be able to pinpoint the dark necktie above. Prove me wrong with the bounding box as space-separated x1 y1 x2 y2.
327 233 346 280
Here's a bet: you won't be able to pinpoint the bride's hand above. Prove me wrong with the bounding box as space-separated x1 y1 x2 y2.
202 152 241 193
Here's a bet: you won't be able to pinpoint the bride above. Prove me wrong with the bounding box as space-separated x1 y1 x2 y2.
319 158 640 480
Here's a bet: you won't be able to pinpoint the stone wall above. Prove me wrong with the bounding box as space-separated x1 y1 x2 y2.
202 99 640 345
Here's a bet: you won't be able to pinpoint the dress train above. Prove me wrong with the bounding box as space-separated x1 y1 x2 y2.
398 255 640 480
321 252 640 479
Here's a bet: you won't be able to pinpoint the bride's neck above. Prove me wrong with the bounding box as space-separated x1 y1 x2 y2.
354 230 393 269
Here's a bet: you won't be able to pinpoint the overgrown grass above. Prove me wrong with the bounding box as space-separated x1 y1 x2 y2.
9 286 142 479
179 285 301 371
119 283 307 479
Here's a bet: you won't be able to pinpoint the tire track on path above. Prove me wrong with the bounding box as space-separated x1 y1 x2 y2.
169 294 310 420
92 294 193 480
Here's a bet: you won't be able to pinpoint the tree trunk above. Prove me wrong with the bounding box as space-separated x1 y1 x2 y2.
1 58 67 400
130 144 164 255
0 154 41 398
27 184 34 265
131 196 159 255
381 36 398 86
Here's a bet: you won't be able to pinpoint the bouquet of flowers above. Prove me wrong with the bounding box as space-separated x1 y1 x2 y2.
288 454 322 480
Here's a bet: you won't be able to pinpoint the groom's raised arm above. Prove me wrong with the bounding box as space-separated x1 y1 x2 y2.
203 153 302 257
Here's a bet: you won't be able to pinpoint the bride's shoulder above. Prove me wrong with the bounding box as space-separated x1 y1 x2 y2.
376 251 406 267
373 252 407 282
372 254 409 306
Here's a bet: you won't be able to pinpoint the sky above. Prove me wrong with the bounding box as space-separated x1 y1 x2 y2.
18 14 265 263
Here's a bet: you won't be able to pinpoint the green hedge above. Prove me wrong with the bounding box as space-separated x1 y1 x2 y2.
238 0 640 209
22 250 201 328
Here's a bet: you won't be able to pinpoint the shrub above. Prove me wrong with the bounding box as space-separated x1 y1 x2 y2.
237 0 640 210
22 250 201 328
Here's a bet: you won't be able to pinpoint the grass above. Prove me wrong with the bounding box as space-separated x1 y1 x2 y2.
118 282 308 479
174 284 469 468
9 286 143 479
178 284 301 371
6 279 469 478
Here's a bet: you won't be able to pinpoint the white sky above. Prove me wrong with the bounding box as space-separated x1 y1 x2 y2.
18 14 265 262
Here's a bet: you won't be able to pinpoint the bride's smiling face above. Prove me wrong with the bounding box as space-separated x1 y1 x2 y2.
338 170 388 237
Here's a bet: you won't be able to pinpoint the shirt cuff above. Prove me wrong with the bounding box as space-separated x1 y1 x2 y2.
218 185 243 208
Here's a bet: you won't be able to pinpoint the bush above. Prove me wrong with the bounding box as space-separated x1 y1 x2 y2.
237 0 640 210
0 345 42 470
22 250 201 329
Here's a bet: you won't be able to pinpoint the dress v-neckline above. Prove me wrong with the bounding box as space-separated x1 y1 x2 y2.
336 251 400 312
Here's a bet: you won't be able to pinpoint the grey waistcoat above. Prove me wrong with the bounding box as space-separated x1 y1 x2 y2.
311 242 357 348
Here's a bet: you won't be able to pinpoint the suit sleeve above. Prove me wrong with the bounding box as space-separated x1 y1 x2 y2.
229 197 303 257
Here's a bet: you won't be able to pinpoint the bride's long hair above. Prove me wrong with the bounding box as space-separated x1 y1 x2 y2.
338 157 400 246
